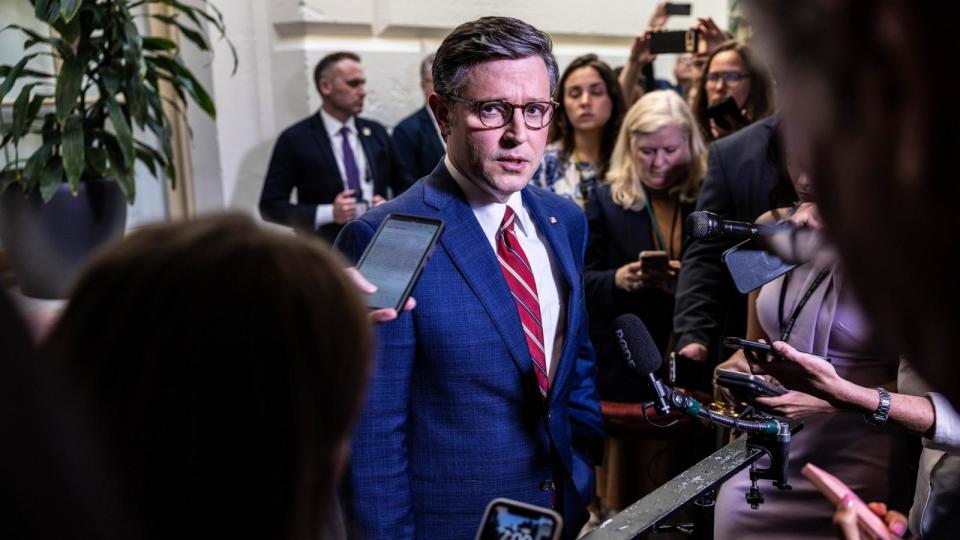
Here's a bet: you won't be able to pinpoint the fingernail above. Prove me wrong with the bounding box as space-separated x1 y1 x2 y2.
891 522 906 537
840 493 855 509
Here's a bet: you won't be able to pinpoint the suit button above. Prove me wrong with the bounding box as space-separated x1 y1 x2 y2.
540 480 555 491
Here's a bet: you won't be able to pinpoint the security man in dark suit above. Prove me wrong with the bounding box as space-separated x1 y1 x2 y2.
391 53 446 183
259 51 410 244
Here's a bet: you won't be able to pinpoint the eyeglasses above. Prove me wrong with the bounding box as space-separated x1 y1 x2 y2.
445 94 558 129
705 71 751 85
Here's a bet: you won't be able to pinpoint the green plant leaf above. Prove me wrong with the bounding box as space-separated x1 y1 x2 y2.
100 132 136 204
39 158 64 202
142 37 177 51
23 141 54 191
147 56 215 117
86 143 107 176
0 64 53 79
0 53 40 102
55 55 84 124
35 0 62 23
53 11 82 43
60 0 83 23
62 113 84 191
106 97 134 171
11 82 41 139
122 20 145 82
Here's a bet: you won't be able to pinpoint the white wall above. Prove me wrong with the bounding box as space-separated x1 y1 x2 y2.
187 0 729 216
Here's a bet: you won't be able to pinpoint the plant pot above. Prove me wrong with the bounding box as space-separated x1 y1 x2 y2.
0 180 127 299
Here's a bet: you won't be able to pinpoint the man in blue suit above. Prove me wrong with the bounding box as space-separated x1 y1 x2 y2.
336 16 605 540
392 52 446 182
259 52 410 244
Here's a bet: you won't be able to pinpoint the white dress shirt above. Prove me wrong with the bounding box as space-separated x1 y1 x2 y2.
445 156 566 380
314 109 373 229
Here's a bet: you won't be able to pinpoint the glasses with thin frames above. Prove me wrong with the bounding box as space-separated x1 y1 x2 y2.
445 94 558 129
705 71 751 85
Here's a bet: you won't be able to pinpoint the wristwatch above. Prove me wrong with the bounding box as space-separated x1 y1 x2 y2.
864 387 892 426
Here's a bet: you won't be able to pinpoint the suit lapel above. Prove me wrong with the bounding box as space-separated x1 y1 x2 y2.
356 119 384 194
308 114 343 183
423 169 533 378
522 189 581 401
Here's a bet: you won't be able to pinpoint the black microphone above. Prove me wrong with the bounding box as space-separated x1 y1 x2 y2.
613 314 672 415
686 211 760 240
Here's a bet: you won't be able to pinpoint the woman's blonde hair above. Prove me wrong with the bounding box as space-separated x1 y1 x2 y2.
605 90 708 210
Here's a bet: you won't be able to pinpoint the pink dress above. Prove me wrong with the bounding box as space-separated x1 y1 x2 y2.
713 262 898 539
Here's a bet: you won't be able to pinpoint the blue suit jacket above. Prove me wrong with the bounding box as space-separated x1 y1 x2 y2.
392 106 446 183
335 163 605 540
259 113 412 244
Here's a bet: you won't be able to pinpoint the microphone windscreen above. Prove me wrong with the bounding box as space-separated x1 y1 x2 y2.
686 211 717 240
612 314 662 376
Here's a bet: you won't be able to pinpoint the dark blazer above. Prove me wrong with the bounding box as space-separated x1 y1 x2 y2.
258 113 411 244
392 106 446 182
584 184 695 402
335 163 605 540
672 115 794 363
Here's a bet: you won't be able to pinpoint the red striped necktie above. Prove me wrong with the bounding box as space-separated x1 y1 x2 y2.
496 206 549 398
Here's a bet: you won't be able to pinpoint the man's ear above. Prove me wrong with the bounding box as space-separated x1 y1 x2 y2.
317 78 331 98
428 93 451 138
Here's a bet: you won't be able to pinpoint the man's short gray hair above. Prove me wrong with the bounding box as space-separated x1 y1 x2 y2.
432 17 559 98
420 52 436 81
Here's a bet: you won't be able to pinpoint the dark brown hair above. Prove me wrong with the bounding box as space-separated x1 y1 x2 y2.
694 40 774 141
744 1 960 405
314 51 362 89
42 214 372 540
548 54 627 180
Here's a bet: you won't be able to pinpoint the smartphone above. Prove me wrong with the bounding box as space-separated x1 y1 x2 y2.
802 463 893 540
649 30 700 54
665 3 692 15
669 351 712 391
716 368 787 397
476 498 562 540
640 249 669 272
722 238 797 294
706 96 748 132
724 336 833 364
723 336 773 355
355 214 444 312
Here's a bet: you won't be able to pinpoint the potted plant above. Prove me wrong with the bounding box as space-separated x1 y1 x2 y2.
0 0 234 298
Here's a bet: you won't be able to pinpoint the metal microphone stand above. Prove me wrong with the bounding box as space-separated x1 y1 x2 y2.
582 390 802 539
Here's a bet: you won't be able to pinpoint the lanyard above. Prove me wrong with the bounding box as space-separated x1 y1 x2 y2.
643 191 680 258
777 269 830 342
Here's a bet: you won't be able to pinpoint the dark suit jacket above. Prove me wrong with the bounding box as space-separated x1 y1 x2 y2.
258 113 411 244
584 184 694 401
392 106 445 182
672 115 794 363
335 163 605 540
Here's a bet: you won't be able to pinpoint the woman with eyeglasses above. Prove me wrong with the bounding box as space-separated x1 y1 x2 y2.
536 54 627 208
693 40 774 141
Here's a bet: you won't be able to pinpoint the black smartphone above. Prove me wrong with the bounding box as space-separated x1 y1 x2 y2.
665 3 692 15
716 368 787 397
639 249 669 273
723 336 773 354
722 238 797 293
476 498 562 540
355 213 444 312
669 351 712 392
649 30 699 54
706 96 748 132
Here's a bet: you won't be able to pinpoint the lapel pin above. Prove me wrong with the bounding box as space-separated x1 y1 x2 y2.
361 126 372 137
549 216 557 224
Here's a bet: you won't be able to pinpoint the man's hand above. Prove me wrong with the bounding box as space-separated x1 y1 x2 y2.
346 267 416 324
333 189 358 225
679 342 708 362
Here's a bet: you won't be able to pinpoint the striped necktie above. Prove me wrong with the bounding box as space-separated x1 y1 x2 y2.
496 206 549 398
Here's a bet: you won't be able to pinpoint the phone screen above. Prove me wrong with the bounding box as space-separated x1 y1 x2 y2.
665 3 692 15
477 500 560 540
722 238 797 294
356 214 443 311
649 30 698 54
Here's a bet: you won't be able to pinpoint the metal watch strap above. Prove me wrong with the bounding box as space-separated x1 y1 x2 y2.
865 387 892 426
